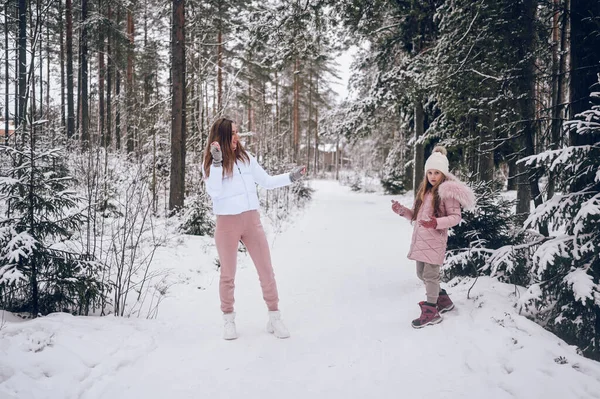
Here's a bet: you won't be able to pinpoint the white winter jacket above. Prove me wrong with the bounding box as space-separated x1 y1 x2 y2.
203 154 292 215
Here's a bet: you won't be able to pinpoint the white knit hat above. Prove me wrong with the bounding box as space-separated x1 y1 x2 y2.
424 146 449 176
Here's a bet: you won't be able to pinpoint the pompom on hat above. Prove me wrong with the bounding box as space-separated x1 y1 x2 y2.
424 146 449 176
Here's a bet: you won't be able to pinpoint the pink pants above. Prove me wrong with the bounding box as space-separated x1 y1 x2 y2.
215 210 279 313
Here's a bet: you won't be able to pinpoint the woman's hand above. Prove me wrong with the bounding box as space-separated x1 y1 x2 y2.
210 142 222 167
391 200 409 216
290 166 306 182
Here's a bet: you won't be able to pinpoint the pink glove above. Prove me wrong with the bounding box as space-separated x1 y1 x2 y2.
391 200 409 216
419 218 438 229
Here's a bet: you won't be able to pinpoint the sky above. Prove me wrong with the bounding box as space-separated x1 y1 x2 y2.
331 46 359 102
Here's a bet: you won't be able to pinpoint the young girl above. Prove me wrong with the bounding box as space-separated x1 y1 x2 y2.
391 146 474 328
203 118 305 340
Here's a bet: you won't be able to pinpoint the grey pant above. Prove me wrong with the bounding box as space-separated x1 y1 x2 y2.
416 261 441 304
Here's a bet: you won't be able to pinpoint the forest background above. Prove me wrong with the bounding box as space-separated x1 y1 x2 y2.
0 0 599 361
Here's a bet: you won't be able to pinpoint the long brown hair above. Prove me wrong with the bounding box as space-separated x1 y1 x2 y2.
203 118 250 177
412 173 447 222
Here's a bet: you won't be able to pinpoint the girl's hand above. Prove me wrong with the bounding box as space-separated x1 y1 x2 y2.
419 217 438 229
210 142 222 166
391 200 408 216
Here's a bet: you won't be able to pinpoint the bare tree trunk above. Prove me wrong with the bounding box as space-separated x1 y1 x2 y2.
18 0 27 130
98 0 105 148
169 0 186 211
66 0 75 139
30 1 36 132
14 4 18 148
516 0 545 232
413 98 424 195
126 6 134 154
106 6 112 148
547 0 566 199
59 0 65 130
314 74 319 174
29 124 38 317
45 11 49 122
247 75 253 149
568 0 600 191
4 1 9 146
38 0 43 130
216 13 223 114
507 155 517 190
115 9 122 150
306 68 312 173
80 0 90 148
293 58 300 163
275 70 280 158
478 108 495 182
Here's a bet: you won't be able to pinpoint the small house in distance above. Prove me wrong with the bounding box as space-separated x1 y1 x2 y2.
0 119 15 142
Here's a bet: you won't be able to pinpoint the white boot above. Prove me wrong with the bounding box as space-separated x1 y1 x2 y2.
223 312 238 340
266 310 290 339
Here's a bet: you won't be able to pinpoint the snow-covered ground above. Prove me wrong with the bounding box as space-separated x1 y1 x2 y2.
2 179 600 399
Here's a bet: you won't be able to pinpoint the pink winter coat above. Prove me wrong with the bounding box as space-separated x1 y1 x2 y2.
401 174 475 265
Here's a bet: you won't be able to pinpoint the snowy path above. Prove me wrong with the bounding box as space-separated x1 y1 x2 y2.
2 180 600 399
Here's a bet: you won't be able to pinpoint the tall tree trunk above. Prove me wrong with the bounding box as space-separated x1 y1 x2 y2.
547 0 566 199
4 1 9 146
507 155 517 190
126 6 134 154
38 0 43 129
569 0 600 134
30 2 36 136
45 11 50 121
143 0 150 105
18 0 27 129
14 4 18 147
247 73 253 149
80 0 89 148
59 0 65 130
335 133 340 180
516 0 546 232
98 0 105 148
115 9 122 150
515 158 531 221
106 6 112 148
306 68 312 173
29 125 38 317
314 75 319 175
216 13 223 114
478 108 495 182
275 70 280 159
413 98 424 195
568 0 600 192
169 0 186 211
66 0 75 139
293 57 300 163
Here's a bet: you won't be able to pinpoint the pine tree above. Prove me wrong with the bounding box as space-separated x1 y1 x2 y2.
444 180 528 284
519 79 600 361
0 142 105 316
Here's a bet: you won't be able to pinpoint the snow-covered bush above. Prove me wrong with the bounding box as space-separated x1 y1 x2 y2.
380 142 408 195
444 180 529 285
180 192 215 236
350 172 363 192
291 181 314 202
518 83 600 360
0 144 106 316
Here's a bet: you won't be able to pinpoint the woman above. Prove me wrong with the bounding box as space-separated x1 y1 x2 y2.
203 117 305 340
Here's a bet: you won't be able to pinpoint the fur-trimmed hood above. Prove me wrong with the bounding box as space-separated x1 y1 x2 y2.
438 172 476 211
